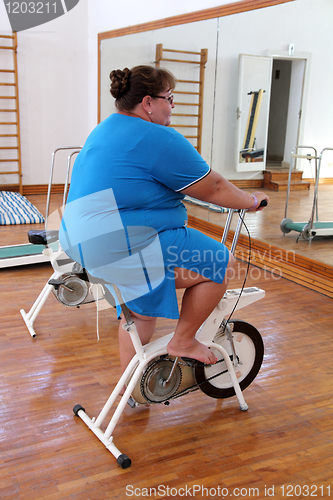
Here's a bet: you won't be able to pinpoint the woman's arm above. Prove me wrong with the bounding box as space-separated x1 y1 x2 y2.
181 170 269 211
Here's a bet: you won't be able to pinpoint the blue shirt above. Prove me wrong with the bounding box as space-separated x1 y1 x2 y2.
59 113 223 319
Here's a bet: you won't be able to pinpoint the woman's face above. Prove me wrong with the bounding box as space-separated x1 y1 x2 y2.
150 89 175 127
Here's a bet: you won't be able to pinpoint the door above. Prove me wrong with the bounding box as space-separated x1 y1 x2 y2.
236 55 272 172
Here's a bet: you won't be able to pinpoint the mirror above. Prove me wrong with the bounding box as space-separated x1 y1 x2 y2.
96 0 332 274
236 55 272 172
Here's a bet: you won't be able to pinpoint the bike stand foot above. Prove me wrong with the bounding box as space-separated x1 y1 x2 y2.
117 454 132 469
73 404 132 468
73 404 85 415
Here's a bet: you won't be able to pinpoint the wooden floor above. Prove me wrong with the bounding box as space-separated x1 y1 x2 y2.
0 192 333 499
184 184 333 268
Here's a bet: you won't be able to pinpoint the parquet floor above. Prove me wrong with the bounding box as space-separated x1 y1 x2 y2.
184 184 333 268
0 192 332 499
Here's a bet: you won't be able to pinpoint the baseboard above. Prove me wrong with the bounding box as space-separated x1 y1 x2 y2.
1 177 331 196
303 178 333 185
2 180 265 196
229 179 264 188
0 184 66 196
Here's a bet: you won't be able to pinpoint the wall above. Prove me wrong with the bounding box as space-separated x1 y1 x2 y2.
0 0 89 185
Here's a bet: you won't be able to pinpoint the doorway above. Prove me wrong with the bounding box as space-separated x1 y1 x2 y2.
266 57 306 168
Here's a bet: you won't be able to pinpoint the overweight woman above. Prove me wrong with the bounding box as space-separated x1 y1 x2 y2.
59 65 268 374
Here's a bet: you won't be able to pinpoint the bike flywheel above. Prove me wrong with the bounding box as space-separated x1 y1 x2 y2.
56 275 89 307
140 358 182 403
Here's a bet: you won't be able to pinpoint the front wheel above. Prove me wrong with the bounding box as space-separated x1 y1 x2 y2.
194 320 264 399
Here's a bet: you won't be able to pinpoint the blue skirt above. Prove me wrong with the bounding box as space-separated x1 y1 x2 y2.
106 227 230 320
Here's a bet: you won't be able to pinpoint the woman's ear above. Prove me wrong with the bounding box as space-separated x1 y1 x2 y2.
141 95 153 114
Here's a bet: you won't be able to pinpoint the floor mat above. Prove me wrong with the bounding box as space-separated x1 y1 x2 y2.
0 191 45 225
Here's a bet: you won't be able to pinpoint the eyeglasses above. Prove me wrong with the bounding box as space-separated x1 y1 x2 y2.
151 94 174 104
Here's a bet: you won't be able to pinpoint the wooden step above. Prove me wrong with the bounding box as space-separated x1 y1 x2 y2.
264 179 311 191
264 168 311 191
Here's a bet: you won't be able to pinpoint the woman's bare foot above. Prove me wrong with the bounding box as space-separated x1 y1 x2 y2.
167 338 217 365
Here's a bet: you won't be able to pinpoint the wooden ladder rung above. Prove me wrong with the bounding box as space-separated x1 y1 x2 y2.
162 48 202 56
0 109 16 112
170 124 198 128
0 69 15 73
177 79 200 84
0 133 17 137
0 83 15 86
0 159 19 162
160 57 201 65
174 102 199 107
172 113 199 118
0 96 16 99
0 122 17 125
174 90 200 96
0 146 18 150
0 46 14 50
0 170 20 174
0 35 14 39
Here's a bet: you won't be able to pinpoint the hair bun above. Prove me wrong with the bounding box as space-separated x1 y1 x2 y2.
110 68 131 99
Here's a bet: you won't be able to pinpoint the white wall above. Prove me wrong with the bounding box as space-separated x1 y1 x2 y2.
0 0 89 185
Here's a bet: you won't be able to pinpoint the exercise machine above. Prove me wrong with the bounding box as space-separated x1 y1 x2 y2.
20 147 267 467
280 146 333 241
20 147 87 337
72 202 267 469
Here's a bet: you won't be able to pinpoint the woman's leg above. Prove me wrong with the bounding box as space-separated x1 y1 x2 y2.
118 312 157 375
167 252 235 364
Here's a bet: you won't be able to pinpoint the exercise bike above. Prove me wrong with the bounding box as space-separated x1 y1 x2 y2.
70 201 267 469
19 147 266 468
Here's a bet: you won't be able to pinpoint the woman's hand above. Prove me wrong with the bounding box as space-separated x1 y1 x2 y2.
249 191 269 211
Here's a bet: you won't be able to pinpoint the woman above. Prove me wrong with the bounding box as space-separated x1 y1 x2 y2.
59 65 268 372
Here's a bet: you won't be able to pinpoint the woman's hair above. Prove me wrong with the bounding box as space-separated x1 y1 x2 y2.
110 65 176 111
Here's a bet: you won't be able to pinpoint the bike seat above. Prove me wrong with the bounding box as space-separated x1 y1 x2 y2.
27 229 59 245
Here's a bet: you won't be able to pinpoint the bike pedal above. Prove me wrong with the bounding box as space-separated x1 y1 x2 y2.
127 396 138 408
181 357 211 368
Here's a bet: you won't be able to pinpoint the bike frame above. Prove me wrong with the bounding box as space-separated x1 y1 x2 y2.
73 208 265 468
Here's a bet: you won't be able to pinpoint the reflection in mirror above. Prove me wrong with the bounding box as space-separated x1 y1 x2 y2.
99 18 218 165
96 0 333 278
236 55 272 172
240 89 265 162
155 43 208 154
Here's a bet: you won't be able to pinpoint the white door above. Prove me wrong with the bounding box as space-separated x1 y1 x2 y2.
236 55 272 172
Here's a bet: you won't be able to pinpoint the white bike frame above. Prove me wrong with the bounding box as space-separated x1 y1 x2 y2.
73 208 265 468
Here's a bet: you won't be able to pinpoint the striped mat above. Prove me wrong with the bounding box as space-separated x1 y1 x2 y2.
0 191 45 225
